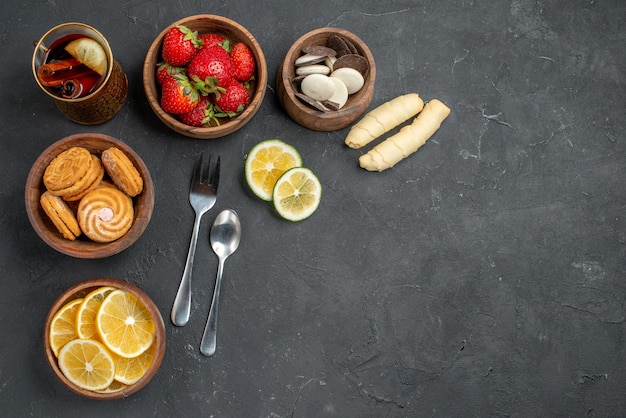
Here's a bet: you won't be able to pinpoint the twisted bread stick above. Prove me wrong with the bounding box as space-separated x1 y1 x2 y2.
344 93 424 149
359 99 450 172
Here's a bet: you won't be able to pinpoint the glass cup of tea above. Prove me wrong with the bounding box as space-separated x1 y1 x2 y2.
32 23 128 125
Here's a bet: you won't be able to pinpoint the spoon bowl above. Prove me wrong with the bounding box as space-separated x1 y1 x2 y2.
200 209 241 356
210 210 241 260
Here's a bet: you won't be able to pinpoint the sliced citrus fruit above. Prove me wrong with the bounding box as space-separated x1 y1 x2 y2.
64 37 107 76
96 379 128 393
96 289 155 358
76 286 115 340
245 139 302 201
49 298 83 357
112 341 156 385
272 167 322 221
58 338 115 391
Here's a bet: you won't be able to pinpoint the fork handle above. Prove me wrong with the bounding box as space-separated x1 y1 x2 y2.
171 213 202 326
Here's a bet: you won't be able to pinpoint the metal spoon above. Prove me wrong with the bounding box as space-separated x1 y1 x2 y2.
200 209 241 356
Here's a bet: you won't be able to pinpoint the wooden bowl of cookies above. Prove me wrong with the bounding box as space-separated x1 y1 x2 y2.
44 277 166 400
276 27 376 131
25 133 154 258
143 14 267 139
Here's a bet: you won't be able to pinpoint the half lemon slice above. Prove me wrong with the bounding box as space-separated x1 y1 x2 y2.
96 289 155 358
272 167 322 221
245 139 302 201
58 338 115 391
65 37 107 76
49 298 82 357
76 286 115 340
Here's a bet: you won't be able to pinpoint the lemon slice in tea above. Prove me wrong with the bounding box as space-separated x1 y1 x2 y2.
245 139 302 201
272 167 322 221
65 37 107 76
58 338 115 391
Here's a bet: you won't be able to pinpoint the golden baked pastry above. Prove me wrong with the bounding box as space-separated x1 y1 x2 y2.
62 155 105 201
40 191 82 240
77 187 134 243
43 147 92 192
92 179 118 190
101 147 143 197
44 147 104 200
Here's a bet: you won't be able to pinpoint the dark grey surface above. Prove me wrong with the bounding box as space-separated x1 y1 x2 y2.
2 0 625 416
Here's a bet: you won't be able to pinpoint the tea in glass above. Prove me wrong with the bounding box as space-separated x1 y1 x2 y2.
37 34 107 99
32 23 128 125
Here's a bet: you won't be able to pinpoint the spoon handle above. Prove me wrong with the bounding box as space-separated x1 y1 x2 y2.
171 212 202 326
200 258 225 356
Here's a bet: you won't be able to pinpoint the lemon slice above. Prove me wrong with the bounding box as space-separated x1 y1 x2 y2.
49 298 82 357
96 289 155 358
58 338 115 391
95 379 128 393
76 286 115 340
272 167 322 221
112 341 156 385
245 139 302 201
64 37 107 76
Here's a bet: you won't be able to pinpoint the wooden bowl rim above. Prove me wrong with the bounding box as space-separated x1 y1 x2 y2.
43 278 166 400
277 27 376 130
142 14 268 139
25 133 154 258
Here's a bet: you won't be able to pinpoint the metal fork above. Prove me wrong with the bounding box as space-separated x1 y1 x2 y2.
171 153 220 326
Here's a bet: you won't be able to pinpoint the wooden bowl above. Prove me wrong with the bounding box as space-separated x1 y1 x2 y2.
25 133 154 258
43 278 166 400
143 14 267 139
276 27 376 131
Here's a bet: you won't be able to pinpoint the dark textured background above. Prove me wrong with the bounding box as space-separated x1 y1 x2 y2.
1 0 625 416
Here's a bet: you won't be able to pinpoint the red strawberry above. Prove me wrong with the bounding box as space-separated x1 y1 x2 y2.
160 74 199 114
156 62 185 85
161 25 202 66
214 80 249 115
230 42 255 82
178 95 216 127
198 33 226 50
187 45 234 93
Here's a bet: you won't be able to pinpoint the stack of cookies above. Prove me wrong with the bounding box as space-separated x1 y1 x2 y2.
40 146 143 243
291 34 370 112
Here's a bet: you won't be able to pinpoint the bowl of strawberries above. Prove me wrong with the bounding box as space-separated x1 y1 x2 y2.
143 15 267 139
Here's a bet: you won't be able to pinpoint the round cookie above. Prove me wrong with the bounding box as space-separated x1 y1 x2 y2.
77 187 134 243
44 147 104 200
327 34 352 57
40 191 82 240
101 147 143 197
62 155 105 201
333 54 369 77
92 179 118 190
330 67 364 94
43 147 92 194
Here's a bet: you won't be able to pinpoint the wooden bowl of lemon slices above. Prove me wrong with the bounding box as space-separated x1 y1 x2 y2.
44 278 165 400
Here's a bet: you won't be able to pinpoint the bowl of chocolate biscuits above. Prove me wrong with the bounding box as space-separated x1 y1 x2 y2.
25 133 154 258
276 27 376 131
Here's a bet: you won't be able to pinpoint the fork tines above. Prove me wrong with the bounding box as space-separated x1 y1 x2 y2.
192 153 221 188
209 156 220 188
